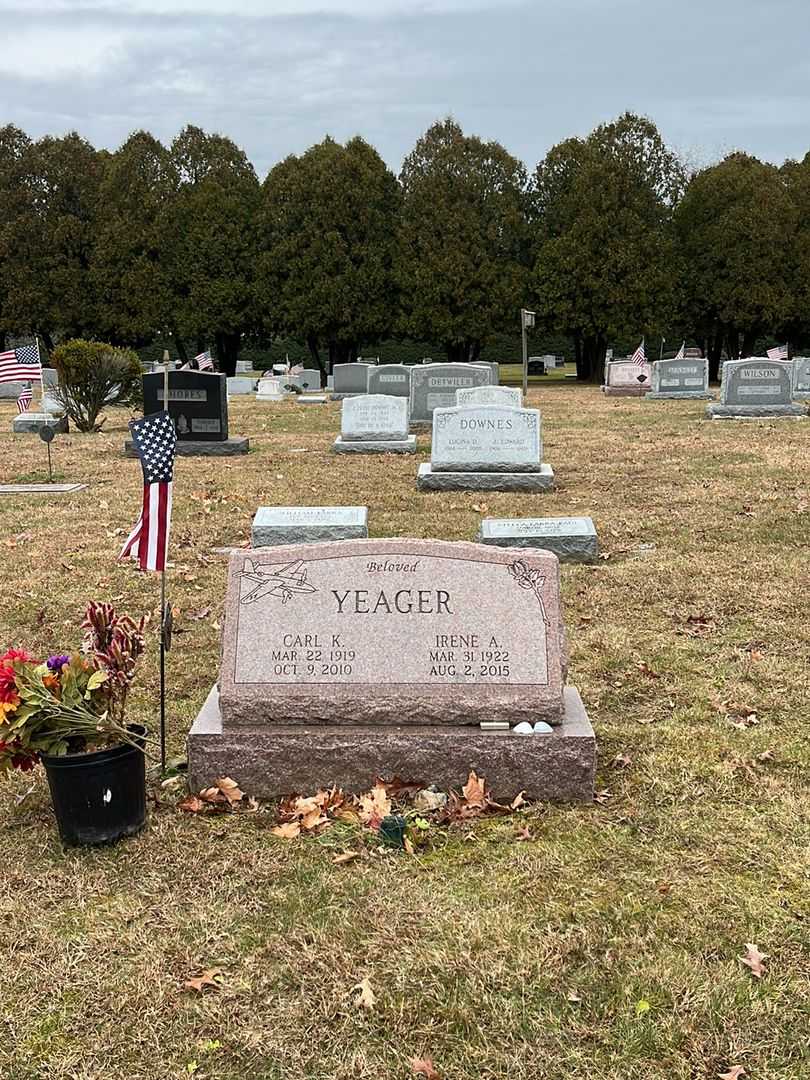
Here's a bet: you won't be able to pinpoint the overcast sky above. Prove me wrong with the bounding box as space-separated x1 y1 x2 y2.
1 0 808 178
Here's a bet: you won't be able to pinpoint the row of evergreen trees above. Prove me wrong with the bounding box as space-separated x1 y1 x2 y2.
1 114 808 381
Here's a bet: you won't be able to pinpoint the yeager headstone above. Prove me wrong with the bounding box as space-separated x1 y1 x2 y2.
410 363 493 425
707 358 806 420
417 405 554 492
333 394 416 454
187 539 595 800
602 360 652 397
128 371 249 455
647 358 712 400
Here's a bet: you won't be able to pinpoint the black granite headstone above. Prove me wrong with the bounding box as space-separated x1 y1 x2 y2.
143 371 228 442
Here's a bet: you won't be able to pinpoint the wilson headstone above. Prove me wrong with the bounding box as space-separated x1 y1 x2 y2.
707 358 805 419
187 538 595 801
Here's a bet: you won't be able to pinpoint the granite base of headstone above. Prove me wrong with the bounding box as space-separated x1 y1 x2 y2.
646 358 714 400
417 405 554 493
601 360 652 397
12 412 69 435
252 506 368 546
125 436 249 457
332 394 416 454
477 517 598 563
706 358 807 419
187 539 596 801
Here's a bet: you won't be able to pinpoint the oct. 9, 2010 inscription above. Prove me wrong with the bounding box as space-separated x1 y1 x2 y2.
220 540 566 727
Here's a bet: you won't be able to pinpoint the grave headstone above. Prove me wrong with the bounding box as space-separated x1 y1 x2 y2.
602 360 652 396
187 538 595 801
333 394 416 454
235 360 253 374
367 364 411 398
252 506 368 547
417 405 554 492
128 370 248 455
707 358 806 419
330 363 370 399
12 413 69 435
457 385 522 408
477 517 598 563
647 357 712 400
792 357 810 399
256 376 287 401
409 363 493 425
227 376 257 395
472 362 500 384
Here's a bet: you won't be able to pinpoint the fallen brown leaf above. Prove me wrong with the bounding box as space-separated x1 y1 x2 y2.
356 783 392 829
461 770 487 809
352 977 375 1010
271 822 301 839
332 851 360 865
612 752 632 769
183 968 223 992
513 825 533 842
178 795 205 814
740 942 767 978
410 1058 440 1079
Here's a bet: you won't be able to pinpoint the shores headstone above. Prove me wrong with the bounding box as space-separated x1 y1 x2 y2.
707 359 806 420
477 517 598 563
333 394 416 454
417 405 554 492
647 357 712 400
187 538 595 801
128 370 248 455
410 363 493 426
252 506 368 547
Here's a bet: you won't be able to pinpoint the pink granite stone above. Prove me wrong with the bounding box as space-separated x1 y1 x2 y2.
219 539 568 728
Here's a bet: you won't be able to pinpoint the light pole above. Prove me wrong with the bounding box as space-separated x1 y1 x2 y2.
521 308 535 398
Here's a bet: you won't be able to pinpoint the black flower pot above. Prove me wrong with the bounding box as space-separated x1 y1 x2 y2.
41 726 147 847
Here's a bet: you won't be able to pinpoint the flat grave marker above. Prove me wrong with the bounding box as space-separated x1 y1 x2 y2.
478 516 598 563
251 506 368 547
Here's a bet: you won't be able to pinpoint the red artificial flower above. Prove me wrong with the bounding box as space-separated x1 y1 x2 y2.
0 648 35 714
0 739 39 772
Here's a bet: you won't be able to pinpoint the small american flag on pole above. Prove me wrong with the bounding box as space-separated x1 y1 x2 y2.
16 385 33 413
0 341 42 384
767 344 788 360
674 341 686 360
630 339 646 366
120 411 176 572
195 350 214 371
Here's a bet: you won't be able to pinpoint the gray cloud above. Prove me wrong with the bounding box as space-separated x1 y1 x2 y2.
1 0 808 177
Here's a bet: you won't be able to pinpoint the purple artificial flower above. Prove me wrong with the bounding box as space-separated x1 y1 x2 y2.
46 654 70 673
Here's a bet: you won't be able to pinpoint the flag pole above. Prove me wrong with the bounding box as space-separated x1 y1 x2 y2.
659 337 665 361
159 351 170 772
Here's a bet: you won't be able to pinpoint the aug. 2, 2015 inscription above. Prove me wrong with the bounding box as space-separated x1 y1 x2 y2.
233 552 550 687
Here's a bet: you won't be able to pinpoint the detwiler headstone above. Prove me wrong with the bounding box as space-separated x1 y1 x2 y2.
187 538 595 801
409 363 493 425
707 358 806 419
252 506 368 547
477 517 598 563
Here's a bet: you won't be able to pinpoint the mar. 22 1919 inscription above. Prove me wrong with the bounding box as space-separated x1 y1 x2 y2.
219 540 567 727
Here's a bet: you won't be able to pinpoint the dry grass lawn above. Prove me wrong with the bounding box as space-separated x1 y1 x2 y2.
0 384 808 1080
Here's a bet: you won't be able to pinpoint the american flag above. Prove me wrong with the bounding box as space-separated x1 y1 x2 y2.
0 341 42 384
767 344 788 360
16 385 33 413
196 350 214 371
630 339 646 366
120 411 176 572
674 341 686 360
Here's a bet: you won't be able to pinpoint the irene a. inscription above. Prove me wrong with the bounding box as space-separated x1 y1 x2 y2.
220 539 565 727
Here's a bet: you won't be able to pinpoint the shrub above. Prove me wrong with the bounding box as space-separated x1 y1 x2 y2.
51 339 142 432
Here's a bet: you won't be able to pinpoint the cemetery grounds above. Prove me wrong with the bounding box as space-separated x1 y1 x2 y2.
0 384 808 1080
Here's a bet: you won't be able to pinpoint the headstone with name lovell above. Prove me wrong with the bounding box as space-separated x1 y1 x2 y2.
188 539 595 801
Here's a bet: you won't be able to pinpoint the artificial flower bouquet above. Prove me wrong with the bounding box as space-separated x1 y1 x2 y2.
0 602 148 774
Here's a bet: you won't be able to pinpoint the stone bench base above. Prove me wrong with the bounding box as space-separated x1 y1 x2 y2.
646 391 714 400
333 435 417 454
705 404 807 420
12 413 68 434
187 685 596 802
125 437 249 457
601 386 650 397
417 463 554 493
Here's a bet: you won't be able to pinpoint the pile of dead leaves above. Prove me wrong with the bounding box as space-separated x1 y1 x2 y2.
179 776 255 814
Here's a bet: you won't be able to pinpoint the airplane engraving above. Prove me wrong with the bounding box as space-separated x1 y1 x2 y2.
239 559 318 606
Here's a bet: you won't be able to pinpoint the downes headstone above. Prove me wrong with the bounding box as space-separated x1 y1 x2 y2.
187 538 595 801
707 358 806 419
417 405 554 492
